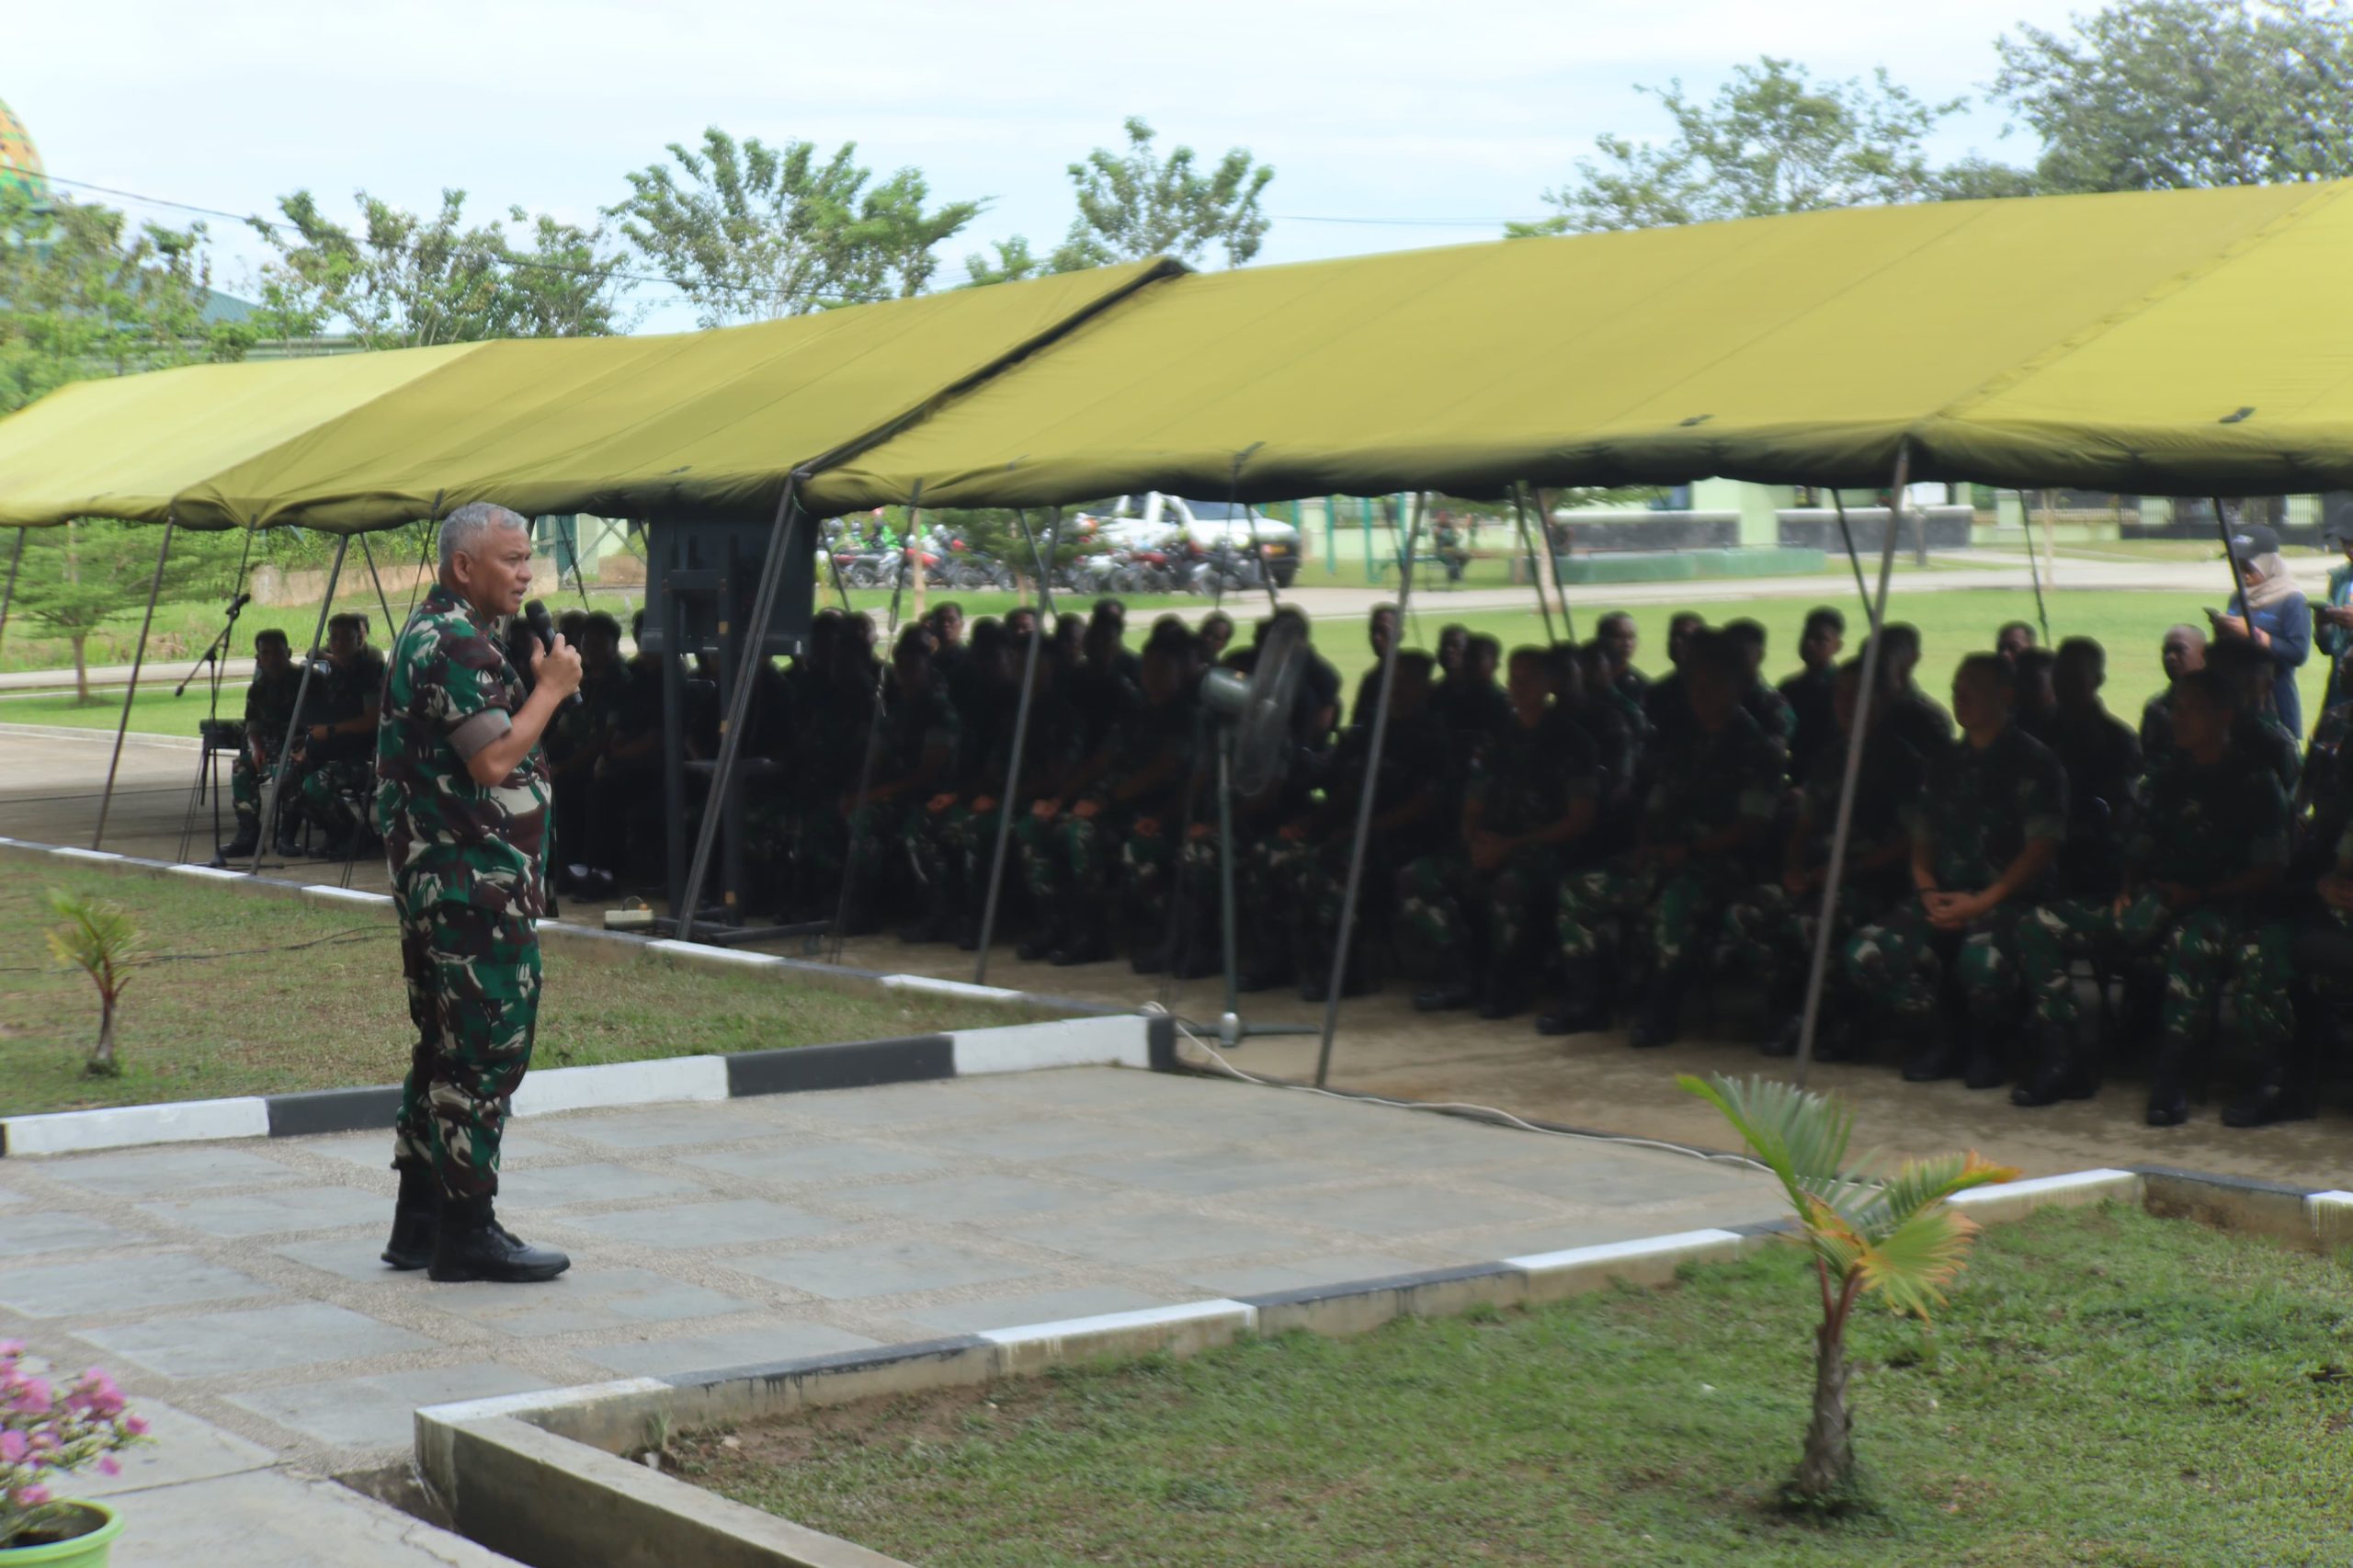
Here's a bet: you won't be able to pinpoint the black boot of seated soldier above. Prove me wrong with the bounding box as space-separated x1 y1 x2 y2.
1535 958 1609 1036
1902 1011 1967 1082
1627 971 1683 1050
380 1162 438 1271
428 1194 570 1284
1758 970 1809 1056
2144 1031 2192 1128
2011 1021 2097 1107
1961 1016 2010 1091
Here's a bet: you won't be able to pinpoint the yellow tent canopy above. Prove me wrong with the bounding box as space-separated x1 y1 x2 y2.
169 260 1178 532
0 345 483 528
808 180 2353 510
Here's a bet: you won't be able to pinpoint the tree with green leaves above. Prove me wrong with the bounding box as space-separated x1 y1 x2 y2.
1679 1074 2015 1506
0 186 251 414
611 130 983 326
6 521 228 701
965 118 1274 284
1990 0 2353 193
247 188 634 348
1511 58 1963 234
46 887 142 1076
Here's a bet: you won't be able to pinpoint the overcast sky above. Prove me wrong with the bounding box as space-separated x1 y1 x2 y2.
12 0 2091 332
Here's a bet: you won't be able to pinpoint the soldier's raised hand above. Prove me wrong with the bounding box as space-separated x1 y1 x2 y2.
533 633 584 699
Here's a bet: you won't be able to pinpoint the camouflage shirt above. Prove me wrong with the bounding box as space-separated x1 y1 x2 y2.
1795 731 1925 880
1909 722 2068 893
373 584 551 919
2127 747 2289 895
1643 705 1786 851
1467 708 1598 839
243 665 303 751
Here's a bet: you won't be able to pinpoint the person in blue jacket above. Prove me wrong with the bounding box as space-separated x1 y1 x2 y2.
2313 513 2353 717
2211 521 2312 737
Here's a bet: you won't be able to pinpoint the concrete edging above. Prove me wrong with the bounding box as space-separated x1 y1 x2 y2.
0 835 1166 1159
410 1160 2347 1568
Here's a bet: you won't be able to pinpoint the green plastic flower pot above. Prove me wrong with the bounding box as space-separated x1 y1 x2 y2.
0 1503 123 1566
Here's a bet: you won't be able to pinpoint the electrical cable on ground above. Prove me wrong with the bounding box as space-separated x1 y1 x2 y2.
0 924 387 974
1163 1015 1768 1175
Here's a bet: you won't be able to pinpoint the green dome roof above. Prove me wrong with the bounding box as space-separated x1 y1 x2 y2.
0 98 47 202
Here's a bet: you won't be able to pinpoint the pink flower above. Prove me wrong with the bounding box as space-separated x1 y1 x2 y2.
97 1457 120 1477
122 1416 148 1437
14 1485 47 1507
0 1430 23 1463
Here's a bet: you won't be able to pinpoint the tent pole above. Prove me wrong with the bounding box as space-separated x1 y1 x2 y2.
253 534 350 874
1532 486 1574 642
1792 444 1909 1090
400 498 444 635
974 509 1061 983
1510 483 1558 645
675 478 805 944
93 518 176 851
1226 444 1279 615
2211 495 2254 634
829 482 924 964
0 528 25 651
1828 490 1872 624
2021 492 2053 645
1313 490 1426 1088
358 532 401 645
1016 507 1061 619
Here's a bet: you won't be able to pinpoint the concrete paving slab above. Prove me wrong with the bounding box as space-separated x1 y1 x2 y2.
919 1115 1195 1162
549 1104 798 1150
558 1197 844 1251
76 1301 435 1379
271 1235 426 1286
491 1162 704 1209
66 1400 276 1498
100 1464 519 1567
1004 1210 1312 1266
426 1267 753 1337
132 1185 390 1237
1177 1252 1428 1298
298 1128 564 1170
0 1209 142 1258
1061 1147 1358 1195
572 1321 883 1377
829 1172 1101 1223
0 1253 279 1317
36 1145 301 1198
901 1285 1178 1335
674 1141 952 1188
756 1078 1000 1129
1475 1158 1763 1204
733 1238 1041 1301
226 1363 553 1452
1227 1180 1558 1239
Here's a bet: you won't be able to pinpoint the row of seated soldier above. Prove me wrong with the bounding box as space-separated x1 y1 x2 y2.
222 582 2353 1133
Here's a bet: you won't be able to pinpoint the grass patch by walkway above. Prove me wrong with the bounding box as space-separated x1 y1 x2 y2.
0 868 1034 1116
677 1203 2353 1567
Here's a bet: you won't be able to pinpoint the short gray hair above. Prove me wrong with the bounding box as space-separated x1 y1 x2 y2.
438 502 531 570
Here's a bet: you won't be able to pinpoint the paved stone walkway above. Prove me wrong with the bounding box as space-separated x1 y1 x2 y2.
0 1069 1776 1506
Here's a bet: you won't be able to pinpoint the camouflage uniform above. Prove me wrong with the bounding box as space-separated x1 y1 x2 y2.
2236 710 2302 796
2018 746 2291 1046
230 664 303 837
1841 724 2067 1026
375 584 551 1202
817 676 958 921
2049 705 2143 900
913 678 1080 935
545 660 632 871
1286 710 1454 983
1558 706 1784 978
2138 688 2177 769
1778 664 1838 784
1017 689 1190 946
1742 678 1800 757
1400 709 1597 983
294 647 388 843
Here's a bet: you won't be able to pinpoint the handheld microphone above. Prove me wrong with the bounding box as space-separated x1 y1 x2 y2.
522 600 583 707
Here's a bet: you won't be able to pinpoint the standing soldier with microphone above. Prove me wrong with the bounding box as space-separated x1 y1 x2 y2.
376 502 580 1283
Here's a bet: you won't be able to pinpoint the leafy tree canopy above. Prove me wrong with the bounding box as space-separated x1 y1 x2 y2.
966 118 1274 285
247 188 634 348
1990 0 2353 192
610 129 983 326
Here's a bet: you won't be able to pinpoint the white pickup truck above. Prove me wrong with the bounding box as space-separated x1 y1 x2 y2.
1077 494 1302 587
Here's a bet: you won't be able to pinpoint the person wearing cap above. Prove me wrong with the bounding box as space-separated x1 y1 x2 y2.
2208 519 2312 737
2313 512 2353 715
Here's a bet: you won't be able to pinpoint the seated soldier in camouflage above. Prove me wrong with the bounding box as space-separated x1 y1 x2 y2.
1640 611 1708 747
2138 623 2207 767
1777 607 1846 785
1550 631 1784 1047
1596 610 1646 711
1281 652 1452 1000
2012 646 2060 746
219 628 301 860
2230 814 2353 1127
1844 653 2065 1090
1017 631 1193 965
2205 637 2302 795
1406 647 1598 1020
2014 670 2290 1122
290 613 386 858
1723 618 1798 756
2047 637 2143 904
545 612 630 895
1726 660 1923 1060
1873 622 1956 762
821 627 957 934
1428 632 1512 767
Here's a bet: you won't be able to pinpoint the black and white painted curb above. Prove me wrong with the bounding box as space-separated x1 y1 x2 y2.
0 835 1175 1158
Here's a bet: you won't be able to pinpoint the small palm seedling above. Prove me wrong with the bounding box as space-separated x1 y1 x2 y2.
1677 1073 2017 1506
45 890 142 1077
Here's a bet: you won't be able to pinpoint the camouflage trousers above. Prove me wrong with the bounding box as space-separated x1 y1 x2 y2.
1015 809 1148 931
1841 900 2030 1024
1720 881 1880 994
2019 896 2294 1045
228 746 279 830
391 892 540 1201
909 802 1007 922
297 758 373 838
1269 835 1401 975
1400 849 1562 975
804 802 916 911
1559 860 1745 975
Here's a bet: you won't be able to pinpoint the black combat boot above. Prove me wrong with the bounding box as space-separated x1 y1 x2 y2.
218 823 261 860
2144 1031 2192 1127
1902 1015 1966 1082
1015 918 1063 962
1414 979 1478 1013
2011 1021 2097 1107
427 1194 571 1284
1627 976 1683 1050
2220 1070 2314 1128
380 1163 438 1271
1535 959 1610 1037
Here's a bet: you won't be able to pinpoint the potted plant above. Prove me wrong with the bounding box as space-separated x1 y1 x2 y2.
2 1341 146 1564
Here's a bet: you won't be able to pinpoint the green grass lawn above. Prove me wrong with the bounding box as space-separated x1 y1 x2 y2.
0 867 1031 1116
677 1203 2353 1567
